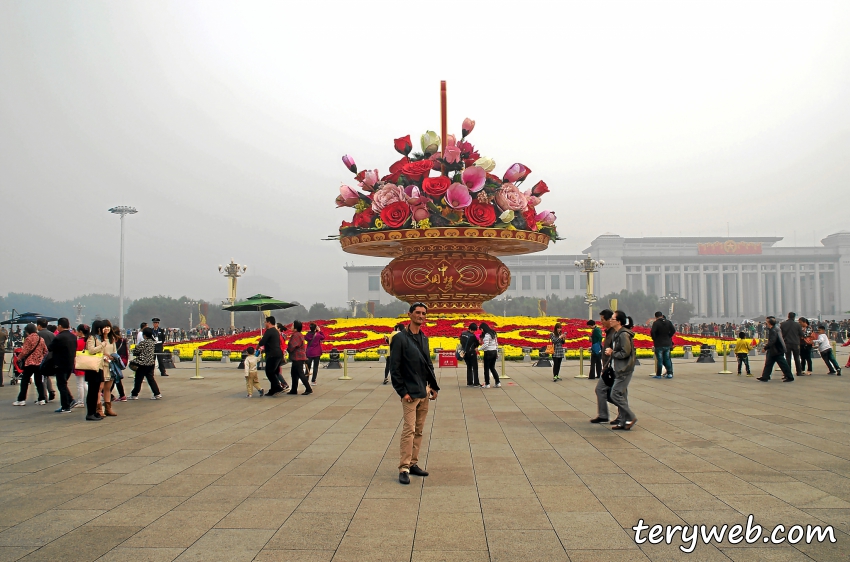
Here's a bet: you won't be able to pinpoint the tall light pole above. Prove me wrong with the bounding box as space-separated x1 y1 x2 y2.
575 254 605 320
218 260 247 331
186 300 198 331
73 303 86 326
108 206 137 331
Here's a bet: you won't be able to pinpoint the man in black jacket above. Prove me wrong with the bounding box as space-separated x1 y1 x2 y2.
390 302 439 485
780 312 803 377
151 318 169 376
758 316 794 382
650 312 676 379
48 318 78 412
36 318 57 401
257 317 285 396
460 323 480 387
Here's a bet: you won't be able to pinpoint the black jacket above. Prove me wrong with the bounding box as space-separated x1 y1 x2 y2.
766 325 786 356
390 328 440 399
650 318 676 348
48 330 77 373
779 319 803 350
257 327 283 358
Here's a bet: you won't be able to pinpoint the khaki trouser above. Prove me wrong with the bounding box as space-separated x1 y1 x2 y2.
246 371 262 394
399 395 429 472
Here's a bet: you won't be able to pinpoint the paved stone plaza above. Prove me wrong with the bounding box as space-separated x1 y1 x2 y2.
0 352 848 561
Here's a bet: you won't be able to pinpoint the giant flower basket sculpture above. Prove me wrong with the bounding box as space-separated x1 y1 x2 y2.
334 118 559 314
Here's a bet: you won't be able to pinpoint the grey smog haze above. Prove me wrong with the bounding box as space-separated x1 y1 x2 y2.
1 1 848 308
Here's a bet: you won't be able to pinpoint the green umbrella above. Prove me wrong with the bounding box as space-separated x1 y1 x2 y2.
223 294 299 331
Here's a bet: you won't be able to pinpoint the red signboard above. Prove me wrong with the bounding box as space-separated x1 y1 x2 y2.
697 241 762 255
438 352 458 368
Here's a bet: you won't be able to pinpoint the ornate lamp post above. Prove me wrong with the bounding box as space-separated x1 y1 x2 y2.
501 295 512 317
347 299 361 318
574 254 604 320
218 260 247 330
660 291 682 319
108 206 137 331
186 300 198 331
73 303 85 326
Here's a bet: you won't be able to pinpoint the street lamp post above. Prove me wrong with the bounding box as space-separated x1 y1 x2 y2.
108 206 138 331
347 299 361 318
660 292 682 319
73 303 86 326
502 295 512 317
218 260 247 331
574 254 605 320
186 301 198 331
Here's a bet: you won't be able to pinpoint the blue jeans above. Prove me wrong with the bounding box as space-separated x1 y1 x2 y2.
655 346 673 376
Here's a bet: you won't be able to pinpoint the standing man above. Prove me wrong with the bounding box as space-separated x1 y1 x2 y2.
780 312 803 377
36 318 57 401
48 318 77 413
257 317 285 396
390 302 439 485
590 309 616 424
0 326 7 386
460 323 480 387
587 320 603 380
151 318 169 376
757 316 794 382
136 322 147 345
650 311 676 379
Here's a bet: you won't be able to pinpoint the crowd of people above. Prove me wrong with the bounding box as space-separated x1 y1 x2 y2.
674 319 849 341
8 317 165 420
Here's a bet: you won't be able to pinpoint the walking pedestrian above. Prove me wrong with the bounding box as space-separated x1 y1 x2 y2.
286 320 312 395
257 317 285 396
87 320 118 416
48 318 77 413
136 322 147 345
780 312 803 377
460 323 480 386
0 326 7 386
650 311 675 379
12 324 47 406
587 320 603 380
390 302 439 485
305 322 325 385
590 310 617 424
799 317 814 375
36 318 57 402
479 323 500 388
276 323 290 391
151 318 169 376
608 311 638 430
757 316 794 382
73 325 90 410
383 324 403 385
814 326 841 375
550 323 566 381
129 327 162 399
243 346 264 397
734 331 753 376
111 327 129 401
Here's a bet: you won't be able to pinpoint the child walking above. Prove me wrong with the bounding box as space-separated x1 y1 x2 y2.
734 332 753 376
244 347 264 397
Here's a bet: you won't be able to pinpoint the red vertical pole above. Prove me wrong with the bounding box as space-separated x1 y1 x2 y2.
440 80 447 177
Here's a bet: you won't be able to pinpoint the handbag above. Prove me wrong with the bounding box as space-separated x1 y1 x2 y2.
75 340 103 372
591 342 602 354
128 361 140 372
601 365 616 387
545 344 555 355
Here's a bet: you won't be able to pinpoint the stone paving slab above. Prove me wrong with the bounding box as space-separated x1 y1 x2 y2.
0 350 848 561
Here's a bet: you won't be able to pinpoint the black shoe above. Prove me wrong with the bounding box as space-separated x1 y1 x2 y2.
286 391 298 395
612 424 627 430
409 465 429 477
383 378 389 385
302 390 312 395
588 376 597 380
85 414 102 421
49 392 56 402
756 377 769 382
161 373 169 377
258 389 264 397
265 390 276 397
782 378 795 382
609 420 621 425
398 471 410 485
589 417 609 424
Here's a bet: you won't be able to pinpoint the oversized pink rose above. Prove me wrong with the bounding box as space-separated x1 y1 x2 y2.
371 183 406 213
523 190 541 207
360 169 379 191
335 185 360 207
495 182 528 212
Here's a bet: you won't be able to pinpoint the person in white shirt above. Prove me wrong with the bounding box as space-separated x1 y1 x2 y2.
814 326 842 375
136 322 147 345
243 346 264 397
479 323 500 388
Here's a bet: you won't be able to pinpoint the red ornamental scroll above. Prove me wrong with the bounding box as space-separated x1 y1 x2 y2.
697 241 762 255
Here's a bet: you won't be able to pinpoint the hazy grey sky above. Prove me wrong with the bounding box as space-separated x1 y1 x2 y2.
2 0 848 307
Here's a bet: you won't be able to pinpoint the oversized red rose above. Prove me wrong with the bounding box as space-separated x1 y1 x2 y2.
531 180 549 196
422 176 451 198
394 135 412 156
380 201 411 229
352 208 376 228
465 200 497 227
523 206 538 231
382 156 410 183
401 159 433 181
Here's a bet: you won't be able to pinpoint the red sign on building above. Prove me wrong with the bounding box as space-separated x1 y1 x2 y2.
697 240 762 255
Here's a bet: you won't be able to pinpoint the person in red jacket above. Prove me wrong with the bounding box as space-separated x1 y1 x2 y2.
13 324 47 405
286 320 312 395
